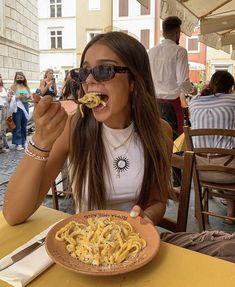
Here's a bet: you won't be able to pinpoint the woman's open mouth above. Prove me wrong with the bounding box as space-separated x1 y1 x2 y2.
78 92 109 117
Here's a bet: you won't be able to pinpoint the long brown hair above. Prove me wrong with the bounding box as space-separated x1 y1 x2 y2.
43 68 54 79
69 31 171 210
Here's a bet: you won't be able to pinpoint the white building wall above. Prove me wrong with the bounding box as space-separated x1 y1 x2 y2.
112 0 156 49
38 0 76 85
38 18 76 50
206 46 235 78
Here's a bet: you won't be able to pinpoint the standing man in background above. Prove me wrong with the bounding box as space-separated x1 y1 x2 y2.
148 16 195 139
148 16 196 187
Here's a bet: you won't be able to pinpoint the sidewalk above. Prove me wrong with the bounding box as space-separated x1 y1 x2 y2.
0 149 24 206
0 147 74 213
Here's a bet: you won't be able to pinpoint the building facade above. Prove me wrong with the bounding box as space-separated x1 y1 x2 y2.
0 0 40 88
206 47 235 80
38 0 76 87
113 0 156 49
76 0 112 66
113 0 207 83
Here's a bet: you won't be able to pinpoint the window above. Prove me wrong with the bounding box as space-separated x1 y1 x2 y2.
140 0 150 15
50 0 62 18
87 30 102 43
140 29 150 50
119 0 128 17
187 36 199 53
50 30 62 49
212 64 233 75
89 0 100 10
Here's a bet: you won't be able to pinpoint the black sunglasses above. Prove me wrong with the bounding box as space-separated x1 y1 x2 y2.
70 64 130 83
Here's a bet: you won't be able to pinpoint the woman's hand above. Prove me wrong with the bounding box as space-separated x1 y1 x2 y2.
32 95 68 150
130 205 154 225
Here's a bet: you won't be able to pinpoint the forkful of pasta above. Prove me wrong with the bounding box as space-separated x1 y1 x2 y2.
78 92 106 117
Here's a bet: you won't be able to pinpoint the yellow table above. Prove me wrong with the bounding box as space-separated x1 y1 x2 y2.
1 206 235 286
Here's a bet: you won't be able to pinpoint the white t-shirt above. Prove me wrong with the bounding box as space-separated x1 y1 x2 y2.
0 87 7 106
77 123 144 212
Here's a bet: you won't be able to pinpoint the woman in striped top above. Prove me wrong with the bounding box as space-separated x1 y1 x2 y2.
189 70 235 222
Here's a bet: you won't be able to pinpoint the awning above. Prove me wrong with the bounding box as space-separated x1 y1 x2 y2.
160 0 235 59
137 0 149 9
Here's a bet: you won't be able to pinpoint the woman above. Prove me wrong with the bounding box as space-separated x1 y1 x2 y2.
3 31 172 226
189 70 235 222
0 76 10 152
39 68 57 97
60 71 80 101
10 72 31 151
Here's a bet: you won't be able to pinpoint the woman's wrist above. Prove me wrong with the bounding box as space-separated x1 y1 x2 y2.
31 135 53 152
25 143 50 161
29 136 51 153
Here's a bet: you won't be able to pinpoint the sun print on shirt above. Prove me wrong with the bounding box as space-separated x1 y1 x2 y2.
113 155 130 178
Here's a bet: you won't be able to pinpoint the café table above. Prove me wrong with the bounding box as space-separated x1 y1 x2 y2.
1 205 235 286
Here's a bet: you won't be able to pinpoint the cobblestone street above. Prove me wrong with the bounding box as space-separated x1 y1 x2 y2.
0 148 75 214
0 149 24 208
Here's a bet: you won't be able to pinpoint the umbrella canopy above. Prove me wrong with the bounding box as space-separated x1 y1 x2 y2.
137 0 149 9
160 0 235 59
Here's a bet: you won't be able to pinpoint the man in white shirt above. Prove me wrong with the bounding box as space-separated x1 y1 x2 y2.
148 16 195 139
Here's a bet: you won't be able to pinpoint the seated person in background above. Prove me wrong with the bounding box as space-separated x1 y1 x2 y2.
60 71 80 101
189 70 235 222
39 69 57 98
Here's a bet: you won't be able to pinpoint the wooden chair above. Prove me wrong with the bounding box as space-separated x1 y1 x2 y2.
51 161 73 210
158 151 196 232
184 126 235 226
49 100 77 210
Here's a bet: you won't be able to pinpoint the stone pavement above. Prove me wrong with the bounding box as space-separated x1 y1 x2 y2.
0 148 75 214
0 149 24 207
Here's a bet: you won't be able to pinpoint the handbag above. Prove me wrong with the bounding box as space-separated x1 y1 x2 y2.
6 115 16 130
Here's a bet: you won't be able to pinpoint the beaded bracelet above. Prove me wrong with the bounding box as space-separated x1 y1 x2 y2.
29 137 51 153
25 146 49 161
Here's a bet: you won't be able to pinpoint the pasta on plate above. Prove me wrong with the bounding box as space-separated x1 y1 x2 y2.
55 216 146 266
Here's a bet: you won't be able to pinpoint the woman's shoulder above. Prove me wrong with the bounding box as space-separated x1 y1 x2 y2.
40 79 47 86
10 84 16 92
160 119 172 138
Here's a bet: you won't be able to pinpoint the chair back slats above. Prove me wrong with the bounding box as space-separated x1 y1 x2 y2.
51 161 73 211
194 148 235 156
187 128 235 137
196 165 235 174
183 126 235 227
